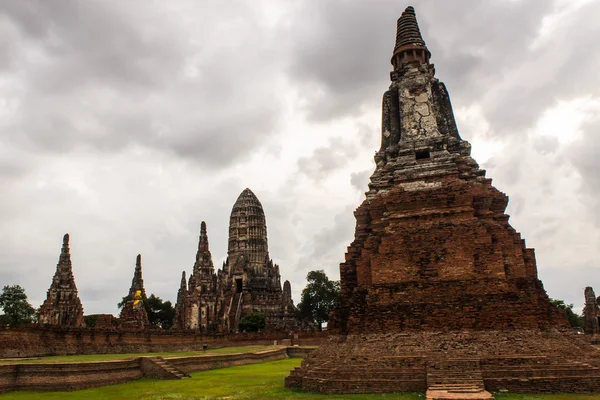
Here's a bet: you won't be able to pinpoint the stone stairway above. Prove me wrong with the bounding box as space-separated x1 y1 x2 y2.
426 358 493 400
145 357 191 380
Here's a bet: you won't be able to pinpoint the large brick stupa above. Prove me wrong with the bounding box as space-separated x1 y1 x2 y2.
286 6 600 397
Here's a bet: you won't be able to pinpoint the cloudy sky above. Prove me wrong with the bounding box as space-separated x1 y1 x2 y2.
1 0 599 316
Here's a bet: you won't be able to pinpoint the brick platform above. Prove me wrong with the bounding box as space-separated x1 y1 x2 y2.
286 331 600 394
286 6 598 395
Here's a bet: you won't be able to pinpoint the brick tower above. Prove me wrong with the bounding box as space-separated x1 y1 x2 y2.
173 192 309 333
119 254 150 329
287 6 600 395
38 234 85 327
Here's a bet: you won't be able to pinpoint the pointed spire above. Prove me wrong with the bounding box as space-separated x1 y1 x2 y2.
193 221 214 276
59 233 71 264
391 6 430 69
135 254 142 278
180 270 187 290
394 6 426 50
283 280 292 304
38 233 84 327
196 221 210 260
128 254 146 299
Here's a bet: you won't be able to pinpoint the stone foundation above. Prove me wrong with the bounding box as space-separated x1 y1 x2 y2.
286 330 600 394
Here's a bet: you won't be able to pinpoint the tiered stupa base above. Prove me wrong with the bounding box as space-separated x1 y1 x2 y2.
286 330 600 394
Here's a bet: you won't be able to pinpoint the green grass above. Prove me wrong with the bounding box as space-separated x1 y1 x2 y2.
0 345 281 364
3 358 600 400
496 395 600 400
2 358 421 400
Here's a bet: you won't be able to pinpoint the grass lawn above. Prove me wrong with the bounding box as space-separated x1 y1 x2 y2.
0 345 281 364
497 396 600 400
3 358 600 400
2 358 421 400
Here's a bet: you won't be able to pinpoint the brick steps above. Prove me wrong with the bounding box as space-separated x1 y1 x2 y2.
426 358 493 400
147 357 191 379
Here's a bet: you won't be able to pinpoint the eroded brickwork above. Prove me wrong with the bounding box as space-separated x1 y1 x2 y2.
584 286 600 335
174 190 309 333
38 234 85 328
119 254 150 329
288 6 600 394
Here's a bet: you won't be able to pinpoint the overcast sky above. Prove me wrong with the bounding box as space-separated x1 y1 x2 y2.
1 0 599 316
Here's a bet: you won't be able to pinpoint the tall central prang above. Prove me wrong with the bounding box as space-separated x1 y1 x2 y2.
331 5 561 335
287 7 600 396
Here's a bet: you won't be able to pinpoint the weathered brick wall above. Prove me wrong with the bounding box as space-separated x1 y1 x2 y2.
331 173 569 334
0 347 314 393
482 356 600 393
0 326 327 358
288 331 600 394
167 347 288 372
0 359 142 392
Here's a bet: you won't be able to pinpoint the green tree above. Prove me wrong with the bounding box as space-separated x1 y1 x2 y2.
117 293 175 329
146 294 175 329
550 299 584 328
0 285 36 327
298 270 340 331
238 312 266 332
84 314 99 328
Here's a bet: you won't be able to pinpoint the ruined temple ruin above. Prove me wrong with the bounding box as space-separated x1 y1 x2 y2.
584 286 600 335
287 6 600 396
174 189 306 333
38 234 85 328
173 221 219 332
119 254 150 329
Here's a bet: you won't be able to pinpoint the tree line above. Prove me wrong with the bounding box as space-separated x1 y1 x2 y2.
1 276 587 331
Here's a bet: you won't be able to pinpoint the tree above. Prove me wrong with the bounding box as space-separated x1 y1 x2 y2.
238 312 266 332
0 285 36 327
550 299 584 328
297 270 340 331
146 295 175 329
117 293 175 329
84 314 99 328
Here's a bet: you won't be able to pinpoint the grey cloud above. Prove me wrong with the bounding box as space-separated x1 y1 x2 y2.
285 0 600 143
350 169 372 192
297 138 358 181
533 136 560 155
0 1 288 168
1 0 599 317
566 118 600 223
294 205 357 283
285 1 397 121
313 208 356 260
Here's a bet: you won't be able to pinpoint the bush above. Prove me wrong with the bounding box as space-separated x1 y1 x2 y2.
238 312 266 332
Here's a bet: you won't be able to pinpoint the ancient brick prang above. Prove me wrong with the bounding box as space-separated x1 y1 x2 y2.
38 234 85 328
283 280 293 305
584 286 600 335
227 189 270 274
173 271 187 330
329 4 565 335
177 222 220 331
175 196 310 333
119 254 150 329
287 6 598 395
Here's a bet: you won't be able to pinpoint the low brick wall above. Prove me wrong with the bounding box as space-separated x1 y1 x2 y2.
167 348 288 372
0 347 315 393
0 326 327 358
286 346 316 358
0 359 142 392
